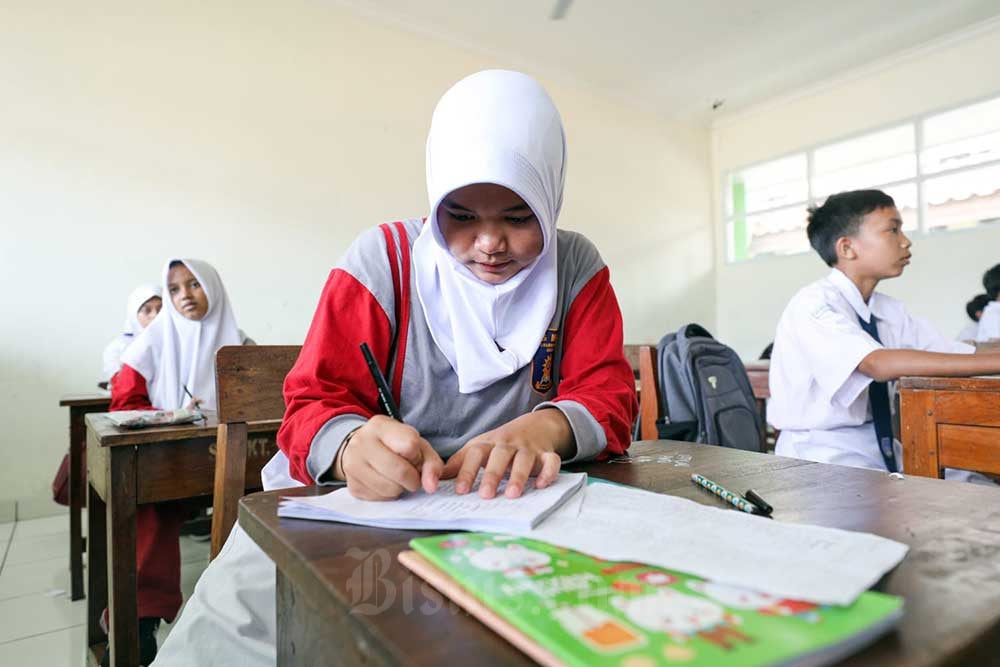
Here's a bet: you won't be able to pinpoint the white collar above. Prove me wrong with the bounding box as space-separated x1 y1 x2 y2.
827 268 890 324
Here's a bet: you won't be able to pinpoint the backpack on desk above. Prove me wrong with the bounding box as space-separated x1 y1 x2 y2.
655 323 762 451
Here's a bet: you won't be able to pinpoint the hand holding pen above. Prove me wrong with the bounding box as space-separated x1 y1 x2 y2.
330 343 443 500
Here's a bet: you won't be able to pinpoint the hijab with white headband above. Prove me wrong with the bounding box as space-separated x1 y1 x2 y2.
120 258 242 410
100 283 163 382
413 70 566 394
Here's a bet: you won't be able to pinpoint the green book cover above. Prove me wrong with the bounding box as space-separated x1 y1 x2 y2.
408 532 903 667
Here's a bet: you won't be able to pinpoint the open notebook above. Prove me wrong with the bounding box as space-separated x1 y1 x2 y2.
401 532 904 667
278 471 587 531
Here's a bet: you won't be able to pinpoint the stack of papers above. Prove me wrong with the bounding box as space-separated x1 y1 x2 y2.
279 472 587 532
106 408 204 429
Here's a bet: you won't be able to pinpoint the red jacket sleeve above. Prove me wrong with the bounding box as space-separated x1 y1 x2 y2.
110 364 155 411
278 269 395 484
555 267 638 458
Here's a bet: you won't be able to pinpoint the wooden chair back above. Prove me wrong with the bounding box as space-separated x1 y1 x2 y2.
637 345 660 440
211 344 301 558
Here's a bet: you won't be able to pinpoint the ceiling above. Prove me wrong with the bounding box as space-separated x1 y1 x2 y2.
330 0 1000 123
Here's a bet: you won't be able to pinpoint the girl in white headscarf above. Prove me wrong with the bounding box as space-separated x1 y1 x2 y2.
108 258 251 666
99 284 162 387
153 70 636 666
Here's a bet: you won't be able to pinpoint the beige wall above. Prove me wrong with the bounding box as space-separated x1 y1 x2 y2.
0 1 714 508
712 21 1000 359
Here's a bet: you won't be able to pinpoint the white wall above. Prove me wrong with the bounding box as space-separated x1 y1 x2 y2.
711 20 1000 359
0 1 714 507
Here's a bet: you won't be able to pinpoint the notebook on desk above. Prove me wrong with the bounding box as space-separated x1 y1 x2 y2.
400 532 903 667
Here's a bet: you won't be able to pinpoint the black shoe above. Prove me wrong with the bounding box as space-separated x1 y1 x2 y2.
101 617 160 667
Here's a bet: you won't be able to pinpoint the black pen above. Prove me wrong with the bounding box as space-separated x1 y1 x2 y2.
360 342 400 420
744 488 774 516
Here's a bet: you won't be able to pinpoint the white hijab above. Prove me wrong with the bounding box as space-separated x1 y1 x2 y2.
120 258 241 410
413 70 566 394
123 283 162 336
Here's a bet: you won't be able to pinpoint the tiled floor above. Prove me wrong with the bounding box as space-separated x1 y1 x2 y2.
0 513 210 665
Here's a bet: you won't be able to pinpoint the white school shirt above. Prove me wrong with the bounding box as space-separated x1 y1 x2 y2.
769 268 973 471
957 321 979 342
974 301 1000 342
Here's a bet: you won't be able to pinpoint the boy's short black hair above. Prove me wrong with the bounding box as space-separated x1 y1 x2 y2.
967 293 991 321
806 190 896 267
983 264 1000 300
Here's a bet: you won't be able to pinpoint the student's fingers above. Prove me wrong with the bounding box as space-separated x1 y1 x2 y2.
345 474 383 501
504 449 537 499
440 448 465 480
357 459 411 499
372 416 427 466
454 444 489 495
418 440 444 494
364 441 423 493
479 445 516 499
533 451 562 489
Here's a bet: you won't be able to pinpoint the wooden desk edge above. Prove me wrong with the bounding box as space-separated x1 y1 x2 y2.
60 395 112 407
85 414 282 447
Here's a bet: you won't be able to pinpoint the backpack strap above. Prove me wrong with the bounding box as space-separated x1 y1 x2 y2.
378 222 412 405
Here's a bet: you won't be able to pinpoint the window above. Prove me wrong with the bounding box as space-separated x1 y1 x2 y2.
724 94 1000 262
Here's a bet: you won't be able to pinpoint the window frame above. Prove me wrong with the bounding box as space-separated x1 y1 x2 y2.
723 91 1000 264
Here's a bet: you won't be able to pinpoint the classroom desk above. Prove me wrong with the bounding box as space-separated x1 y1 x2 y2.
59 393 111 601
85 413 280 667
240 440 1000 667
899 375 1000 480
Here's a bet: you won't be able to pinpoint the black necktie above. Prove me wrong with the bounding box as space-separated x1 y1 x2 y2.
857 315 899 472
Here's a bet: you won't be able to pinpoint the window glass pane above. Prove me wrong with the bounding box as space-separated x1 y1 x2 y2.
727 154 807 216
922 96 1000 174
924 163 1000 232
741 206 811 259
812 125 915 198
881 182 919 231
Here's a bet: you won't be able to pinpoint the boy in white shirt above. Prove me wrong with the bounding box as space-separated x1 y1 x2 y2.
975 264 1000 342
769 189 1000 482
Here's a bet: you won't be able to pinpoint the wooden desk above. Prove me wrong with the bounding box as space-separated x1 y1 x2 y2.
899 376 1000 480
86 413 280 666
240 440 1000 666
59 393 111 601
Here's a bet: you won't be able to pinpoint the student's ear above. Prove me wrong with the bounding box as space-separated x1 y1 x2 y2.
835 235 858 263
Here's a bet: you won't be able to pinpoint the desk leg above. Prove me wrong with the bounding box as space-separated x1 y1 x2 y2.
87 482 108 656
106 446 139 667
69 407 86 601
901 388 942 479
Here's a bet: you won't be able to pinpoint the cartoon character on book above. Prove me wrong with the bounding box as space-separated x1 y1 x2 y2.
611 589 753 649
687 581 820 623
466 544 553 578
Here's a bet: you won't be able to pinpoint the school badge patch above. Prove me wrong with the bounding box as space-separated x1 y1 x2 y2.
531 328 559 394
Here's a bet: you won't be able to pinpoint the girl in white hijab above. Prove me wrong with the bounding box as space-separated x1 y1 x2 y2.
99 284 162 387
115 258 250 411
108 258 251 666
153 70 636 667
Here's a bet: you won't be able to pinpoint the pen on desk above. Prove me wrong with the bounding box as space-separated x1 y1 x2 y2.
360 342 401 421
691 473 758 514
744 488 773 516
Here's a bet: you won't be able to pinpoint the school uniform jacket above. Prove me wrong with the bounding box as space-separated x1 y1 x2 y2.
277 219 638 486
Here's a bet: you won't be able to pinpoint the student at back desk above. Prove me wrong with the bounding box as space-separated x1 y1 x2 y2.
975 264 1000 342
109 258 253 665
768 190 1000 485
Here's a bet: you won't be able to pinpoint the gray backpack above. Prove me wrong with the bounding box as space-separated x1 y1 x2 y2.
654 324 762 452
